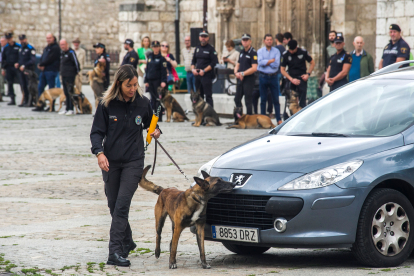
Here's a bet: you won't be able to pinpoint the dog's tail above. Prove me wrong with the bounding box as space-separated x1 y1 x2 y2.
139 165 164 195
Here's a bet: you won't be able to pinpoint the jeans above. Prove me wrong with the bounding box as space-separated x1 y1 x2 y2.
259 73 281 121
55 72 61 88
186 71 196 93
38 71 58 97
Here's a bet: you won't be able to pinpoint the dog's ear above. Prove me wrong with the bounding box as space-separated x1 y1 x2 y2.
201 170 210 179
193 177 210 191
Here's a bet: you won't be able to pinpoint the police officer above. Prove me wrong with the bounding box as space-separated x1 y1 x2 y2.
90 64 161 267
325 35 352 92
379 24 410 69
93 42 111 90
234 33 258 115
144 40 167 113
280 40 315 108
1 32 21 105
121 39 139 69
16 34 36 107
191 30 218 107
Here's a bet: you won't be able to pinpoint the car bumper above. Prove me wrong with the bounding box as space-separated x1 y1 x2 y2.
191 183 368 248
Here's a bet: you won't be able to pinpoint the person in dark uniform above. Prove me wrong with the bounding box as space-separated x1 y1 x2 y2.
379 24 410 69
1 32 21 105
280 40 315 108
234 33 258 115
191 30 218 107
325 35 352 92
93 42 111 90
90 64 161 267
16 34 36 107
144 40 167 113
121 39 139 69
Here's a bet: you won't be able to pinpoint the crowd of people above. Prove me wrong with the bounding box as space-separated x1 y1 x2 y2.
0 23 412 121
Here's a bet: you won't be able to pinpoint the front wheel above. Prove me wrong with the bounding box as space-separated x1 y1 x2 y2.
222 241 270 255
352 188 414 267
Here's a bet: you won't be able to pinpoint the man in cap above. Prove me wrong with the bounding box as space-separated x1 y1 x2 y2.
15 34 36 107
144 40 167 114
280 39 315 109
121 39 139 69
33 33 61 111
93 42 110 91
379 24 410 69
325 35 352 92
1 32 21 105
72 38 85 93
234 33 258 115
191 29 218 107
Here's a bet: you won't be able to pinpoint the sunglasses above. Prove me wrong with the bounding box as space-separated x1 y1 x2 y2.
161 45 169 48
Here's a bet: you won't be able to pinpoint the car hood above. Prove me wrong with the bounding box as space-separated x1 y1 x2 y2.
213 134 404 173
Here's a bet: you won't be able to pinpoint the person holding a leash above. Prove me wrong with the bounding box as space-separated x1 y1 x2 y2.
93 42 111 91
1 32 21 106
15 34 36 107
90 64 161 267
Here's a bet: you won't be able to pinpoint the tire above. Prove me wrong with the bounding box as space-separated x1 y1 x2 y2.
222 241 270 255
352 188 414 267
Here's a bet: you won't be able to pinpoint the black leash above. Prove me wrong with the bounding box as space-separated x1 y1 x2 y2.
151 136 189 182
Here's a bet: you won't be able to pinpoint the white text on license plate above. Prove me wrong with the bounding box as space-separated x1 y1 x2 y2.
212 226 259 243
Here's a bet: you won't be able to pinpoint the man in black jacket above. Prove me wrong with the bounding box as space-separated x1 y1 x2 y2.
121 39 139 69
16 34 36 107
33 33 61 111
58 39 80 116
1 32 21 105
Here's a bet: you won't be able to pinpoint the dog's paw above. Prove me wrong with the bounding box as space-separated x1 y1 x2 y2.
202 263 211 269
155 249 160 259
169 263 177 269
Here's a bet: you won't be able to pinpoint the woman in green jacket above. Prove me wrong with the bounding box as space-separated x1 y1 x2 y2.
137 36 151 87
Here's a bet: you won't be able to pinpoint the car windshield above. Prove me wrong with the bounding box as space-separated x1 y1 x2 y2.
278 79 414 137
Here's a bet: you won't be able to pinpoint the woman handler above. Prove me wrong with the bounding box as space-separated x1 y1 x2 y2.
90 64 161 266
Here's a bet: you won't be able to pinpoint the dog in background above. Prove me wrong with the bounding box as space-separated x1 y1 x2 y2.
72 87 92 114
87 61 106 108
37 88 66 112
139 165 236 269
229 106 276 129
287 90 302 116
190 89 221 127
24 70 39 107
158 87 189 122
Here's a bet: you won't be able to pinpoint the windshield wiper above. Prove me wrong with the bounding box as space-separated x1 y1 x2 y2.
311 132 349 137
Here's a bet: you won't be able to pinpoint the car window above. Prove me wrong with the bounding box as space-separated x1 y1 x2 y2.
278 80 414 137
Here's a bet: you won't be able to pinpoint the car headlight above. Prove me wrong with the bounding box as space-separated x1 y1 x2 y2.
278 160 363 190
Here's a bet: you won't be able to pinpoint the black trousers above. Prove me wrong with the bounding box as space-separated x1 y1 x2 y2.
146 79 161 111
62 76 75 111
195 74 213 107
19 69 30 103
5 67 20 99
290 79 308 108
330 79 348 92
234 76 255 115
102 159 144 255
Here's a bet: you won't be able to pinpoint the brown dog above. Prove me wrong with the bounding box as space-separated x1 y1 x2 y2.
87 62 106 108
191 89 221 127
158 87 189 122
227 114 276 129
38 88 66 112
288 90 302 115
139 165 236 269
72 87 92 114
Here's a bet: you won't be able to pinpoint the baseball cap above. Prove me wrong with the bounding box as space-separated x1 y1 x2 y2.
389 24 401 32
287 40 298 50
5 32 13 39
241 33 251 40
334 35 344 43
151 40 160 47
93 42 106 49
72 38 80 43
199 30 209 36
18 34 26 40
124 38 134 47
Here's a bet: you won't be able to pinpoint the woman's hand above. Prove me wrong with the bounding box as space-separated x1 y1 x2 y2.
147 128 161 139
165 56 171 62
98 154 109 172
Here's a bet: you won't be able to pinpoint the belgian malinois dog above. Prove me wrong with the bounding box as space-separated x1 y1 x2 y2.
288 90 302 115
190 88 221 127
87 61 106 108
73 87 93 114
139 165 236 269
158 87 189 122
227 114 276 129
37 88 66 112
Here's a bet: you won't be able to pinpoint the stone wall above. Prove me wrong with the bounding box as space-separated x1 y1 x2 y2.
376 0 414 67
0 0 120 55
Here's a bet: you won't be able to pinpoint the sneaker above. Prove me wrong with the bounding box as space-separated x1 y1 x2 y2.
65 110 74 116
58 110 67 115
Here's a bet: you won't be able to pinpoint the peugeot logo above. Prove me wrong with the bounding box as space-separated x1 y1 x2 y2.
230 173 252 188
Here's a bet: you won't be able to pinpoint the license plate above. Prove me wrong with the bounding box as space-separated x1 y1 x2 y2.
212 225 259 243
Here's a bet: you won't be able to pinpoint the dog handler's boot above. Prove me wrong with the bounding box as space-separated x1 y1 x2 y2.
7 97 15 106
107 253 130 267
121 242 137 258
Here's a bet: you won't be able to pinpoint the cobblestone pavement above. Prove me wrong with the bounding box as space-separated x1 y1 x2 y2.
1 85 414 276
